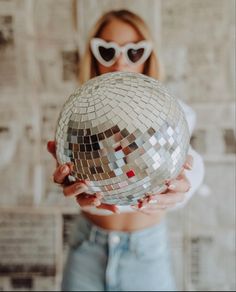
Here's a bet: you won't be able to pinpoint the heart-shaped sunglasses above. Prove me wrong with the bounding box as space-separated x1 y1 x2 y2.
90 38 152 67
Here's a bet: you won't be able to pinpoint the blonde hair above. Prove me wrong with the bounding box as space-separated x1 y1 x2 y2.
79 9 163 84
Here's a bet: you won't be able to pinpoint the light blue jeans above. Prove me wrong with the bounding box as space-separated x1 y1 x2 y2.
62 213 176 291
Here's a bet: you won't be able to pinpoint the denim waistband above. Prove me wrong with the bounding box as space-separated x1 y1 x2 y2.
74 212 167 250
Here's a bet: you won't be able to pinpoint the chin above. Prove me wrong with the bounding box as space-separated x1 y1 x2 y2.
110 68 123 72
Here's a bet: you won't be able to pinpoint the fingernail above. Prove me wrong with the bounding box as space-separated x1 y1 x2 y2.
47 141 52 149
138 201 143 208
61 165 68 174
168 184 176 190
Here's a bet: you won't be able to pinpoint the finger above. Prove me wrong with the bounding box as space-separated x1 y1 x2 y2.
77 193 119 214
183 154 193 170
149 193 186 205
135 208 156 215
166 175 191 193
132 196 150 209
47 140 56 159
131 196 160 209
97 203 120 214
140 205 168 213
132 205 169 215
63 182 88 197
136 198 183 211
53 164 71 184
141 204 176 213
76 193 102 207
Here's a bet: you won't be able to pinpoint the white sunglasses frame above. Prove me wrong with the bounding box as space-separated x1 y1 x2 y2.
90 38 153 67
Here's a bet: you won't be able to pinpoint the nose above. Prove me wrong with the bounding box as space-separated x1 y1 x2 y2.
114 52 127 67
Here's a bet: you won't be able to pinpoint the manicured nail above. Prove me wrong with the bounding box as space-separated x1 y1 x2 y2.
47 141 53 149
138 201 143 208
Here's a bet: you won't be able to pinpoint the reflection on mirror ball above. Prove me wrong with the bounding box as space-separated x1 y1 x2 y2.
55 72 190 205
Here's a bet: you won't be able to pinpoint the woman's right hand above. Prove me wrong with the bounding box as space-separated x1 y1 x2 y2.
47 140 120 214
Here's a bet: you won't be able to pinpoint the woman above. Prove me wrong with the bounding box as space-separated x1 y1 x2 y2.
48 9 204 291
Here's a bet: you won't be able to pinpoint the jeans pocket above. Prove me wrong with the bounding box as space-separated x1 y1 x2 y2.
68 216 91 249
69 226 89 249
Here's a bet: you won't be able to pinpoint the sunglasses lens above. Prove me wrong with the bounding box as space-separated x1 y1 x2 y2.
99 46 116 62
127 48 145 63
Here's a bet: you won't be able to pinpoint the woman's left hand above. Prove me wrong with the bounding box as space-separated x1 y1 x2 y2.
132 155 193 214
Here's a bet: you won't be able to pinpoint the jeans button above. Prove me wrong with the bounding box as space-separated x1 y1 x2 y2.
110 234 120 245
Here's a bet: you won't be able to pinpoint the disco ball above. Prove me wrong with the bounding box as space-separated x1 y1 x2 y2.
55 72 190 205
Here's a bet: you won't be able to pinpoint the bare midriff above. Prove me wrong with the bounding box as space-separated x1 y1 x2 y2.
82 210 166 232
